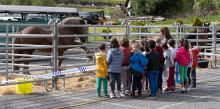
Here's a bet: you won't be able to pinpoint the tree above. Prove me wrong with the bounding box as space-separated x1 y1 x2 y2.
133 0 181 16
193 0 217 11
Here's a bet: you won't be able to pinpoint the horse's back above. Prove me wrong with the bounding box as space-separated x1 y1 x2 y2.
21 26 52 34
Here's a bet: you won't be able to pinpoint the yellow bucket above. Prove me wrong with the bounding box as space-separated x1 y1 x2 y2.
16 78 33 94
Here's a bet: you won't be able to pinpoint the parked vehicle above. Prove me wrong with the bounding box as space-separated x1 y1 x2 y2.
0 13 21 21
93 11 117 25
79 11 99 24
27 14 47 21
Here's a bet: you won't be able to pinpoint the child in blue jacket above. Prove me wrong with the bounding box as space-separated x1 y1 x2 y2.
129 42 149 98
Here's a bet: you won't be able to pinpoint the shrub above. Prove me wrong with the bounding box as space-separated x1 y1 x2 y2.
192 16 203 26
102 28 112 39
131 20 148 33
175 18 183 25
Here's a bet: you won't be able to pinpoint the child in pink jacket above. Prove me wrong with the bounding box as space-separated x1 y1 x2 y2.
175 38 190 92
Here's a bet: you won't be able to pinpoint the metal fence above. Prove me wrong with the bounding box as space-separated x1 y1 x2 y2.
0 23 219 92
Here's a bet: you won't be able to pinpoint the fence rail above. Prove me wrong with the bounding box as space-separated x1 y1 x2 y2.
0 22 219 92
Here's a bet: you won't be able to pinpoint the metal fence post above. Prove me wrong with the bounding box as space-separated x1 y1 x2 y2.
12 26 15 70
125 22 128 37
128 22 131 40
212 25 217 68
54 23 58 72
107 25 109 41
196 27 199 47
93 25 96 64
175 25 179 50
45 23 58 92
6 24 9 83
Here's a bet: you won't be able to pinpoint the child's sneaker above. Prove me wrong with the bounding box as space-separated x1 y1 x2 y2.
164 88 171 92
148 94 156 98
116 91 121 98
186 87 190 92
181 87 185 93
98 93 102 97
191 85 196 88
137 94 142 99
171 87 175 92
104 93 110 98
131 93 136 98
110 92 116 98
125 90 131 95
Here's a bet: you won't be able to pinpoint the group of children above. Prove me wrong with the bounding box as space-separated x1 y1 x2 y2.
95 26 200 98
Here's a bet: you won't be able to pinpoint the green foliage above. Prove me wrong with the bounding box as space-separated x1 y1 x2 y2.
101 28 112 33
192 17 203 26
214 0 220 10
102 28 112 39
133 0 218 16
175 18 184 25
134 0 181 16
193 0 217 12
131 20 148 33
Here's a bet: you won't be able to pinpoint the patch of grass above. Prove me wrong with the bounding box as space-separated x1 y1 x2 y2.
77 8 113 15
86 13 220 41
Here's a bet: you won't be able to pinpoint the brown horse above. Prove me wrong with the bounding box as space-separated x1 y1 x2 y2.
13 17 91 74
186 23 210 58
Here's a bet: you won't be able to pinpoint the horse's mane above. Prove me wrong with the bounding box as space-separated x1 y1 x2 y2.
60 17 84 25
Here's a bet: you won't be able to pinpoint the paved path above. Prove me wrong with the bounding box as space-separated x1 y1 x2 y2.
1 68 220 109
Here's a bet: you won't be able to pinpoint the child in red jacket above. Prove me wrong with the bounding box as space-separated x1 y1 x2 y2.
120 37 132 95
191 45 200 88
154 37 164 91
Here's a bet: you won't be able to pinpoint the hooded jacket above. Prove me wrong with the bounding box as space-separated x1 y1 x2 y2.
95 52 108 78
163 49 174 67
107 48 125 73
175 47 190 66
146 50 160 71
191 48 200 68
129 51 149 73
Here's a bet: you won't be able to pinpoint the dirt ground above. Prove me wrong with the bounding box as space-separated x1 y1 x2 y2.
0 70 96 95
0 55 219 95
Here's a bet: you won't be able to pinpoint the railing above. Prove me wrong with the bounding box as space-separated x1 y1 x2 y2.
0 22 219 92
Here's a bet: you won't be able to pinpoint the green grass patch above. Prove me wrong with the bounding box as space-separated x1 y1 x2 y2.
77 8 113 15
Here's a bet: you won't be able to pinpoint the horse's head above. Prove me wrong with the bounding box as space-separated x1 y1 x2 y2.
60 17 88 43
203 22 211 32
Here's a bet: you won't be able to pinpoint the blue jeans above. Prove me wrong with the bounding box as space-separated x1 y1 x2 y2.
148 71 159 95
109 73 121 92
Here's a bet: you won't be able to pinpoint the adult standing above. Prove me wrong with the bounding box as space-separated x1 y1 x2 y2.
160 26 173 44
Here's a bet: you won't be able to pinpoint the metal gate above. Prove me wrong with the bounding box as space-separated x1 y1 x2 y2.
0 22 219 92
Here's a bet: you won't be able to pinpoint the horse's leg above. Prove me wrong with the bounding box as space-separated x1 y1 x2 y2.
13 55 20 73
13 38 21 73
13 49 21 73
23 50 34 75
57 51 65 71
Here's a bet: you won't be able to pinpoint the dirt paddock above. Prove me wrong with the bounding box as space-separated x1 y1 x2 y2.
0 55 219 95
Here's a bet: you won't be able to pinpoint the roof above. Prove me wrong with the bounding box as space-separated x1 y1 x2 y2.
0 5 78 14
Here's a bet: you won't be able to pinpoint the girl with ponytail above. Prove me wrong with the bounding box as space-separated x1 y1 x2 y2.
175 38 191 92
